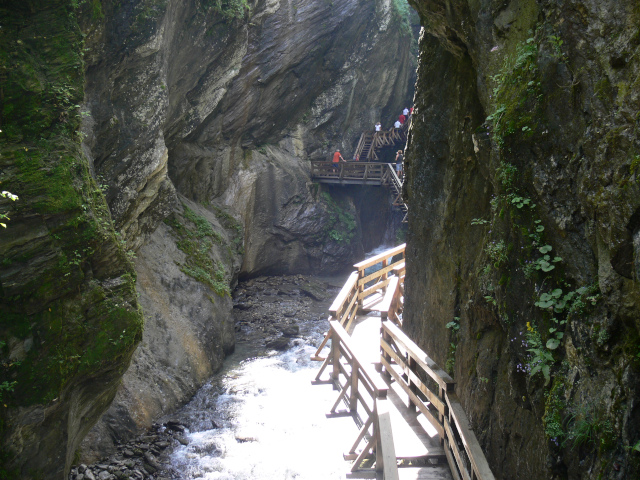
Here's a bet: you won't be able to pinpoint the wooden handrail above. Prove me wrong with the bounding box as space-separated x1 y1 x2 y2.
329 320 387 398
380 321 496 480
315 320 398 477
375 399 399 480
311 244 406 361
329 271 359 317
354 243 406 271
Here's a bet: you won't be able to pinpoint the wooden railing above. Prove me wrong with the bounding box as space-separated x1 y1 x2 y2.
353 243 405 313
313 243 495 480
310 161 387 184
310 244 406 361
381 321 496 480
314 320 399 479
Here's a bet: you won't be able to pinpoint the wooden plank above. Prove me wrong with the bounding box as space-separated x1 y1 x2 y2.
376 399 400 480
330 272 359 316
382 322 455 392
406 368 445 413
352 434 377 472
354 244 406 271
445 393 495 480
378 277 400 316
393 262 406 276
330 321 388 398
444 417 471 480
358 261 404 286
381 357 445 439
444 439 462 480
359 279 390 300
348 414 375 455
396 466 454 480
340 288 359 325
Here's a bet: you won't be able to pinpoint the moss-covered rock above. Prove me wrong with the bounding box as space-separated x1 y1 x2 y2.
405 0 640 478
0 2 143 478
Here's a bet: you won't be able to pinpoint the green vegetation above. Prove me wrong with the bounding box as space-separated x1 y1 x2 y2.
199 0 250 20
543 378 566 443
211 204 244 255
391 0 412 36
0 191 18 228
565 405 615 453
321 192 356 244
486 38 541 146
445 317 460 376
0 0 144 416
165 206 231 297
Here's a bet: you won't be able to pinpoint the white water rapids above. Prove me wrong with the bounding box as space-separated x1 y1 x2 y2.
165 247 396 479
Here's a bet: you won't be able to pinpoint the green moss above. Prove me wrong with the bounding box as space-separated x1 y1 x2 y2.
199 0 249 20
212 205 243 255
0 0 143 410
320 192 356 244
594 76 613 102
165 206 231 297
486 38 541 146
543 377 566 441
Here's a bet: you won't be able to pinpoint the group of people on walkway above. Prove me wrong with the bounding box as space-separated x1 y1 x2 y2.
332 106 413 166
375 107 413 132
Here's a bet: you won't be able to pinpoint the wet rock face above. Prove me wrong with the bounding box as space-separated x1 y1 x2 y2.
76 0 412 464
79 197 241 463
83 0 415 260
404 1 640 479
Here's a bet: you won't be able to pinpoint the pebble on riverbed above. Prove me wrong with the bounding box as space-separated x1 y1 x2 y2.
70 275 339 480
68 421 189 480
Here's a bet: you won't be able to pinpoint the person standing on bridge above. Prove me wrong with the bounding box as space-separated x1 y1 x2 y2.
395 150 404 179
332 149 345 172
398 113 406 125
375 122 382 132
402 107 409 116
394 120 401 129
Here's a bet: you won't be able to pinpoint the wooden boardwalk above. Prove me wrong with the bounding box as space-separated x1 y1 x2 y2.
310 162 408 222
348 316 452 480
312 245 496 480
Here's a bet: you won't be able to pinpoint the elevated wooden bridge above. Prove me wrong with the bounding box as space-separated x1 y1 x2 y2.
354 127 407 162
310 162 408 222
312 245 495 480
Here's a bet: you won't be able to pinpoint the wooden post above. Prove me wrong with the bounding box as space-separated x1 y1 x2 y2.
381 258 388 289
357 269 364 308
408 356 417 412
331 334 340 390
350 360 359 412
381 326 391 381
438 385 446 446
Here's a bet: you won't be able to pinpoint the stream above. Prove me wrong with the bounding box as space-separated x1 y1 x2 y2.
160 273 356 480
69 249 394 480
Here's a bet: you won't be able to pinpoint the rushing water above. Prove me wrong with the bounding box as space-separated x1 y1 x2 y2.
163 276 361 479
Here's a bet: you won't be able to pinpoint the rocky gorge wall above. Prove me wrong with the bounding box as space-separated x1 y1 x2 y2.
404 0 640 479
1 0 416 477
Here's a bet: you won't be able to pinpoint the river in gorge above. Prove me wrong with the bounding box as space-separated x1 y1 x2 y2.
159 273 361 480
68 248 395 480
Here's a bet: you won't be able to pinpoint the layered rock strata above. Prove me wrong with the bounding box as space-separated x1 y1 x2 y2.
404 1 640 478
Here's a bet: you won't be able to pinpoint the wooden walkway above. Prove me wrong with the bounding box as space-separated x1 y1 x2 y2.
312 245 495 480
310 162 408 222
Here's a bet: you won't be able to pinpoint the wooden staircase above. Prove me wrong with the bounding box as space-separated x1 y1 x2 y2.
383 164 408 223
355 132 376 161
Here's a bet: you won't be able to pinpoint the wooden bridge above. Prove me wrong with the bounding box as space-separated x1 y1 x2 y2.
354 127 407 162
310 162 408 222
312 245 495 480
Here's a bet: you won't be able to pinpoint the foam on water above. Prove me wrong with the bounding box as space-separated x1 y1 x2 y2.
168 341 358 479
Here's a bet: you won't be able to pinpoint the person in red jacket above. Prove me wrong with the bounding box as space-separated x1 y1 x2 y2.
398 114 406 125
332 149 344 172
